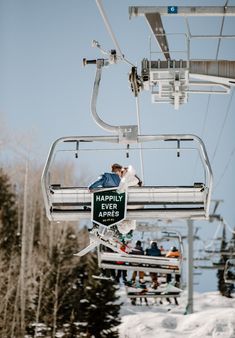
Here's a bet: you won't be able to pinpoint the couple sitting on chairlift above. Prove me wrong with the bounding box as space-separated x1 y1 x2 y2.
88 163 142 236
88 163 142 192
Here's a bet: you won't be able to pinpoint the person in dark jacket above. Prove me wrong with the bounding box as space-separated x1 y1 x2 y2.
129 240 148 306
131 240 144 255
88 163 122 190
115 240 128 283
146 241 161 257
145 241 161 289
87 163 122 235
130 240 145 282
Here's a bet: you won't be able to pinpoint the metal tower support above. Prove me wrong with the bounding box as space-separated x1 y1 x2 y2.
129 6 235 18
190 60 235 86
186 219 194 314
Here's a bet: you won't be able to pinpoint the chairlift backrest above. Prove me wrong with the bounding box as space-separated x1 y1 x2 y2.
41 134 212 222
97 228 184 277
97 250 181 275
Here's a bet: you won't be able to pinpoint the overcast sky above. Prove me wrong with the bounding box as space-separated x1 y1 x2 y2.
0 0 235 292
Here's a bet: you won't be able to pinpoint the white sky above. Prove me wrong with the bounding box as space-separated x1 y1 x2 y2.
0 0 235 292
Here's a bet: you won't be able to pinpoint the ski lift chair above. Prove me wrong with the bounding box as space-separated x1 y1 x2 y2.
98 229 182 282
97 250 181 274
126 286 182 300
41 134 212 222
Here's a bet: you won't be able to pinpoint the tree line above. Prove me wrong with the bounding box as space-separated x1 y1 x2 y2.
217 223 235 298
0 162 121 338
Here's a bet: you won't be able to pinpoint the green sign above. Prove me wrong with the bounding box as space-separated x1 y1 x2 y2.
92 189 127 227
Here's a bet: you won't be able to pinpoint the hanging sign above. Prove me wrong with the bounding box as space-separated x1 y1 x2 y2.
92 189 127 227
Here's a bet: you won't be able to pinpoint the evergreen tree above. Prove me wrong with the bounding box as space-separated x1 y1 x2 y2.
0 168 20 337
77 254 121 338
34 225 82 329
227 229 235 256
32 224 123 337
0 163 122 338
223 228 235 297
217 223 233 297
56 251 121 338
217 223 227 296
0 168 19 255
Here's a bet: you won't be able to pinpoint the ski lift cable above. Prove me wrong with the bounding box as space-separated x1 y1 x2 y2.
223 218 235 234
95 0 135 67
213 145 235 191
191 94 211 182
215 0 229 60
200 0 228 136
135 95 145 183
192 0 229 181
211 0 233 164
199 0 229 140
211 90 234 164
204 220 223 250
201 95 212 140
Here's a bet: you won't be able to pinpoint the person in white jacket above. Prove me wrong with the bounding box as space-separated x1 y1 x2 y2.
117 165 142 193
115 164 142 235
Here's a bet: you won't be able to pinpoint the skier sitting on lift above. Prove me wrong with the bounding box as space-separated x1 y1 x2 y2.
116 164 142 235
88 163 122 191
130 240 145 283
165 246 181 306
145 241 162 289
117 165 142 193
89 163 142 191
129 240 148 306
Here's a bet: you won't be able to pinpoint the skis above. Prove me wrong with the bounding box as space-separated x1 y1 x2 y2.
160 283 182 294
74 228 129 257
74 241 98 257
92 274 114 281
126 281 182 298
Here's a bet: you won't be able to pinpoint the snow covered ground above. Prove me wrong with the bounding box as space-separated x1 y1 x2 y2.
118 288 235 338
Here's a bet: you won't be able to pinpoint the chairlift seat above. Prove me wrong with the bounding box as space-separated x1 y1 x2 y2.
41 134 213 222
126 283 182 299
126 291 181 299
48 184 208 221
98 251 181 274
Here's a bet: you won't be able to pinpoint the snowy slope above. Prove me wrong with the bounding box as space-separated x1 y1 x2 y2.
118 289 235 338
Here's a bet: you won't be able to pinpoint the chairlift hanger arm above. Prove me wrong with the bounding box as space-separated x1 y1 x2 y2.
189 60 235 86
84 57 138 142
90 61 118 134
